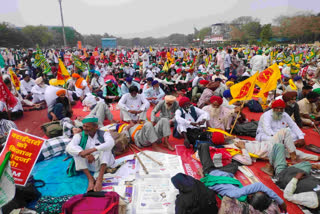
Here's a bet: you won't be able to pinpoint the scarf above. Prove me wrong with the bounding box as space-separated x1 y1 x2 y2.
107 84 119 96
75 77 85 89
200 174 247 202
67 131 88 177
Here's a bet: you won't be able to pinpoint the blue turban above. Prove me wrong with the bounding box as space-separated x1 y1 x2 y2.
223 89 232 98
228 75 237 81
126 76 133 82
147 77 154 82
293 76 302 81
152 80 159 86
215 78 222 82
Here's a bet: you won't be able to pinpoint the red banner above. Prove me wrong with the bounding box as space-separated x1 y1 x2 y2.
0 129 45 186
0 75 18 108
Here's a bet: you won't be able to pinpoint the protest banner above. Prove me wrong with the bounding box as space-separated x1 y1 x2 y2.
0 129 45 186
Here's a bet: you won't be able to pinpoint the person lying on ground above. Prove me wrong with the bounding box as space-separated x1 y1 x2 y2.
197 143 287 213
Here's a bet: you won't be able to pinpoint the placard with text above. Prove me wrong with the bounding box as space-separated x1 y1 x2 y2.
0 129 45 186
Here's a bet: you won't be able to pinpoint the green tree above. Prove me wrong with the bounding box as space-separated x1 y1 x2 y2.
260 24 273 42
242 21 261 41
22 25 53 47
195 27 211 40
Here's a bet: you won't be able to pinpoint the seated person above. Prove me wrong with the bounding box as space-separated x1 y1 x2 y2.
267 143 320 211
31 77 47 104
72 73 90 100
66 117 115 192
120 76 140 95
20 74 35 100
282 91 303 128
142 77 153 92
175 97 209 148
0 115 17 145
297 85 312 101
143 80 165 105
297 91 320 126
103 80 121 104
202 96 236 131
118 86 150 124
225 128 320 167
256 99 305 146
197 143 286 213
90 71 104 95
175 70 190 91
48 89 72 121
191 79 208 103
87 101 116 127
197 81 220 108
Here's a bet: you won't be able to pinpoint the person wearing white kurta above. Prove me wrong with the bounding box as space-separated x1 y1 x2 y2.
226 128 318 165
140 52 149 70
20 76 35 97
143 81 165 105
202 104 235 131
118 87 150 122
175 106 209 134
75 79 90 98
66 118 115 191
31 83 47 103
256 109 305 142
250 53 264 74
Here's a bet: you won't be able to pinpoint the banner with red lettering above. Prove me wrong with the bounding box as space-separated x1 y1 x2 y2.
0 129 45 186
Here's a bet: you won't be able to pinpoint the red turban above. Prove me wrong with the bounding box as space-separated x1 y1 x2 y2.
179 96 190 107
72 73 80 78
210 96 223 105
176 68 182 73
212 132 225 145
199 80 209 85
56 89 66 96
271 99 286 108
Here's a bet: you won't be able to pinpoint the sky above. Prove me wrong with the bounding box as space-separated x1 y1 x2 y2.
0 0 319 38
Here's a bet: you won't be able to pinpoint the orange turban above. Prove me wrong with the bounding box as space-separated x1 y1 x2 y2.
56 89 66 96
72 73 80 78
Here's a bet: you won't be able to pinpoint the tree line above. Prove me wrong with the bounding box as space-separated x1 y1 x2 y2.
0 12 319 48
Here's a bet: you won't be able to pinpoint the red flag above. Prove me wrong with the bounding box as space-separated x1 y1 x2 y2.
0 75 17 108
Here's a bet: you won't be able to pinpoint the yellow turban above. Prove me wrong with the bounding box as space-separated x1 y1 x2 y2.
226 81 234 87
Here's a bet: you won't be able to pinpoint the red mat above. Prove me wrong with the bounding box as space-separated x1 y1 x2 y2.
15 102 320 214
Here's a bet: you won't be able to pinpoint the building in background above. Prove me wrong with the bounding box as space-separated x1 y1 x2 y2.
101 38 117 48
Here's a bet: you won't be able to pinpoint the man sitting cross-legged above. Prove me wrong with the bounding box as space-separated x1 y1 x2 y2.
66 117 115 192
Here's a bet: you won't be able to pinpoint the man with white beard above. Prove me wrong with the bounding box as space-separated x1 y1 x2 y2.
143 80 165 105
202 95 236 131
256 99 305 147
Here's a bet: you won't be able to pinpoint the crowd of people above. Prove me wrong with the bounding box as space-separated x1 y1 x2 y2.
1 44 320 213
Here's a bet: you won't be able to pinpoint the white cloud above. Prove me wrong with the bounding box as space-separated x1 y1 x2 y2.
80 0 135 6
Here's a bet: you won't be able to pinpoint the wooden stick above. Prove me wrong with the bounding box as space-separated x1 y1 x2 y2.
230 101 245 135
313 123 320 135
131 144 163 166
129 145 148 174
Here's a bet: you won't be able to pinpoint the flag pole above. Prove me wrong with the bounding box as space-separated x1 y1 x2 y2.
229 101 245 134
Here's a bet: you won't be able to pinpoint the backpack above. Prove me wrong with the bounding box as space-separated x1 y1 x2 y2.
173 107 198 138
171 173 218 214
109 130 129 156
233 121 258 137
62 191 120 214
41 121 63 138
247 100 263 113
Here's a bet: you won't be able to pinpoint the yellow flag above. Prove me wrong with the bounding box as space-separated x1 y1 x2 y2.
256 64 281 101
229 71 259 104
256 64 281 90
163 61 169 72
289 79 297 91
207 127 234 137
58 58 70 77
149 46 153 52
9 68 20 90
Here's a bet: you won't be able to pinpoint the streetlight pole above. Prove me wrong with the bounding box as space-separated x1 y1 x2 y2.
58 0 67 47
